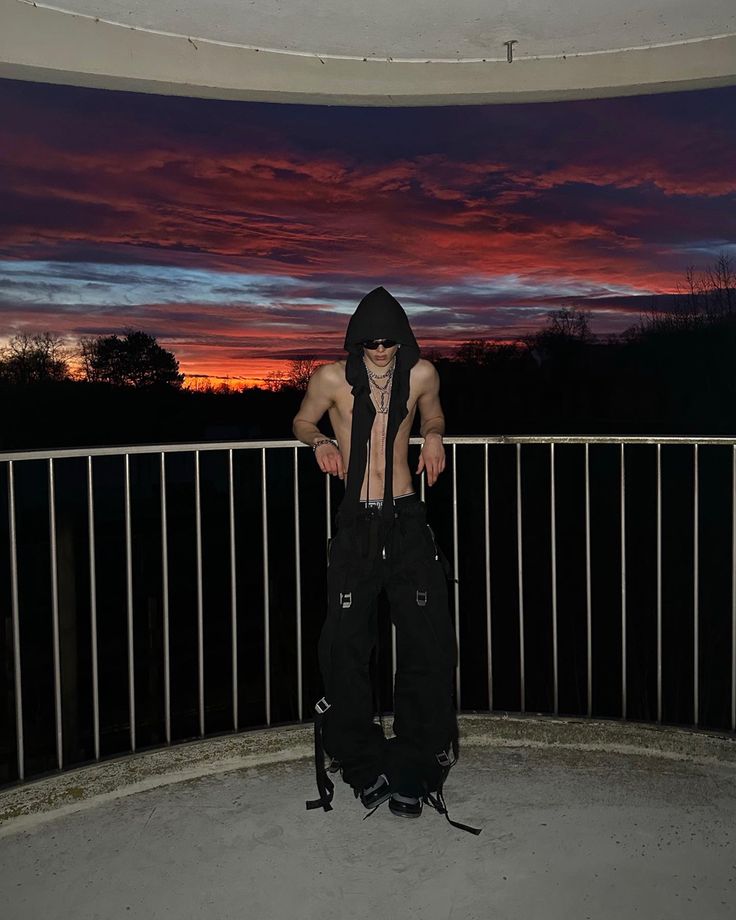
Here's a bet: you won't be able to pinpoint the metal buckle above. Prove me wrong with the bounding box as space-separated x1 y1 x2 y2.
416 590 427 606
315 696 331 715
436 748 456 767
340 592 352 608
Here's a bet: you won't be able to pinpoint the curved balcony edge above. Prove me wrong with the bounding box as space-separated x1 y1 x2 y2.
2 712 735 837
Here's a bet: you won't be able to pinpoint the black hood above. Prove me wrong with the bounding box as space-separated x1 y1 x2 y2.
344 286 419 352
341 286 420 523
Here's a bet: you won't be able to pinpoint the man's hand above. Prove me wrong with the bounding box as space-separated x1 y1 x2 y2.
315 442 345 480
416 433 445 487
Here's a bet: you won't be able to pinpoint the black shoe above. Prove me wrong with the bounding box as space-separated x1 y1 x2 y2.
389 792 423 818
357 773 392 809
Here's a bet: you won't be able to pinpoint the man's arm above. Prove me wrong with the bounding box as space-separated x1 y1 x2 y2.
292 364 345 479
415 361 446 487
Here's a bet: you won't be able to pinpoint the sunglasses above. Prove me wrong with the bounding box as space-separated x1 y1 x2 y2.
361 339 398 350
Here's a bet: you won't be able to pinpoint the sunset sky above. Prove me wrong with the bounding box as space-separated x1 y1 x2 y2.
0 78 734 387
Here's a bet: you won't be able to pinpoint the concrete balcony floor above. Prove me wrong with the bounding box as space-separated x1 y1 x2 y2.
2 714 736 919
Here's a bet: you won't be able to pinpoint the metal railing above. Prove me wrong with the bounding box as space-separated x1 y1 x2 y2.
2 434 736 785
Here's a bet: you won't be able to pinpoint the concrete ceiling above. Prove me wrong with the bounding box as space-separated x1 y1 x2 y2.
1 0 735 105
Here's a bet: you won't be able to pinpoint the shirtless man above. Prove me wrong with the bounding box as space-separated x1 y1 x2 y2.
296 287 478 833
292 342 446 499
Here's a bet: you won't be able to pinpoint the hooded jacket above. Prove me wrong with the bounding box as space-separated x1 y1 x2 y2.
341 286 420 525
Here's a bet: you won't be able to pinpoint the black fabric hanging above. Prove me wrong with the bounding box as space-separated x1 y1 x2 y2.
342 286 420 531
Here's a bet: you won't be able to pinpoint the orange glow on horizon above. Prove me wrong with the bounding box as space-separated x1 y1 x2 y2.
183 374 259 392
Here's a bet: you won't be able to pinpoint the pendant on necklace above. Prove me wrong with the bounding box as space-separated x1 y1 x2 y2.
370 375 392 414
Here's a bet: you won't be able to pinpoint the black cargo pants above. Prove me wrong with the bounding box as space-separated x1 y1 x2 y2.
316 492 459 797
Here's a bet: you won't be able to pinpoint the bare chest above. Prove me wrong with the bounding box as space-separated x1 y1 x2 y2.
331 371 419 437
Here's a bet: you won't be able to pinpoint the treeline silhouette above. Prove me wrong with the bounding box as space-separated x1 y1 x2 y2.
0 329 302 449
1 255 735 451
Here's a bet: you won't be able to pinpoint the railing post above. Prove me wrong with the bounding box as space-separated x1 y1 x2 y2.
229 449 238 732
195 450 204 737
732 444 736 733
621 442 627 721
550 442 558 716
8 461 24 780
293 446 303 723
452 442 461 710
123 454 136 752
656 443 663 725
516 442 525 713
160 452 171 745
48 458 63 769
262 448 271 726
87 456 100 760
693 443 699 727
484 442 493 713
585 442 592 718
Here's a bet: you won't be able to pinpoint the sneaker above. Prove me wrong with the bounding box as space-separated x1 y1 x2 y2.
389 791 423 818
358 773 392 809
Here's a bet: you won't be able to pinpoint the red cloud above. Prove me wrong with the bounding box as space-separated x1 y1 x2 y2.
1 81 734 379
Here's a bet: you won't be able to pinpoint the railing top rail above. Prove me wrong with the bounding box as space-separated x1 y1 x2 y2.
2 434 736 463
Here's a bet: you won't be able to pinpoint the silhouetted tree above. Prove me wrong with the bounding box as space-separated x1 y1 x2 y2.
184 376 239 395
454 339 491 365
262 369 287 392
263 357 323 392
546 306 593 341
524 306 593 366
0 332 72 384
80 330 184 388
285 357 322 391
632 251 736 340
706 252 736 316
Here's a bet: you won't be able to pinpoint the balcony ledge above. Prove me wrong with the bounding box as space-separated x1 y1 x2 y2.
2 712 735 834
3 713 736 919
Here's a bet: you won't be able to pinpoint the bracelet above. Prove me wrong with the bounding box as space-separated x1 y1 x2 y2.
313 438 337 453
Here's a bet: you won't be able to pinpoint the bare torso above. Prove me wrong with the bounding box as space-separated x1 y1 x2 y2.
327 359 422 501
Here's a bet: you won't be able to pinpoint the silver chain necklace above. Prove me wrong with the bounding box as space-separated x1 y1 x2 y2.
365 356 395 415
366 364 393 379
363 355 396 499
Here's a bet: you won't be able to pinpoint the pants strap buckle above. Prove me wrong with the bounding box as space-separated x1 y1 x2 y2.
436 748 456 767
315 696 331 716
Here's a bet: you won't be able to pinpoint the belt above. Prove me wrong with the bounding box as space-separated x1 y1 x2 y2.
358 491 418 510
